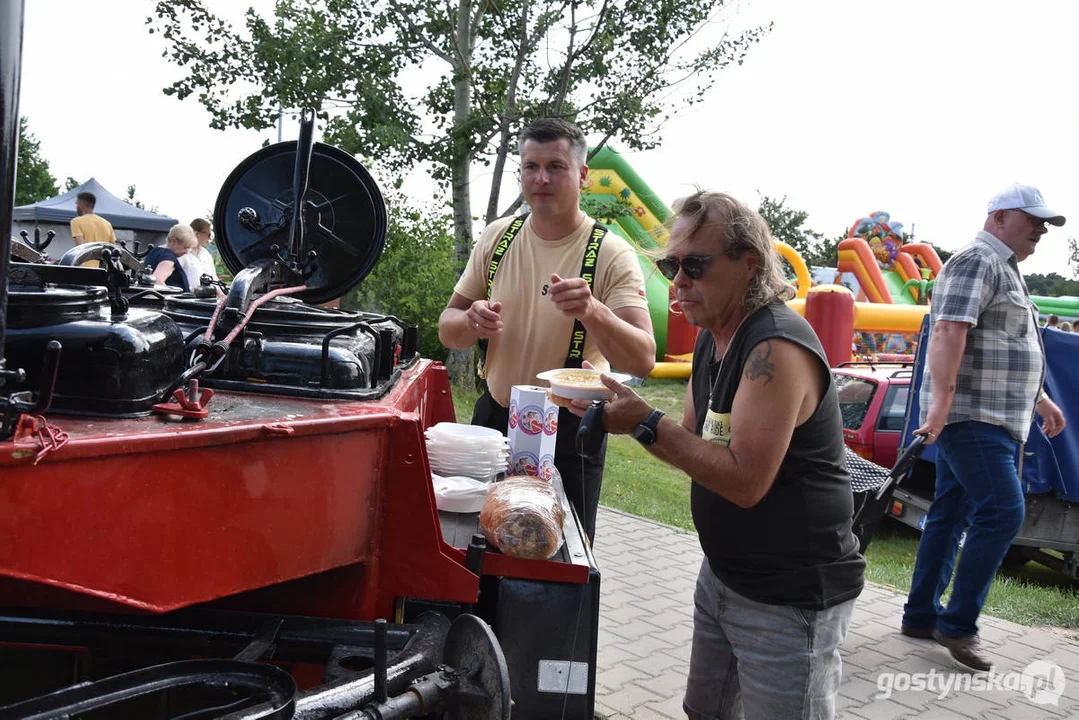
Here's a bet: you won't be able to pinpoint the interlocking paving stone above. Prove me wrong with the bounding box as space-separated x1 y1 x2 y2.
839 699 920 719
643 692 689 719
937 689 1022 717
997 699 1072 719
624 650 685 679
837 673 881 707
844 647 907 674
592 507 1079 719
992 639 1058 667
597 680 665 715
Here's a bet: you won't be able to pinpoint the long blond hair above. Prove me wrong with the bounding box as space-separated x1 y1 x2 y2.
670 190 795 313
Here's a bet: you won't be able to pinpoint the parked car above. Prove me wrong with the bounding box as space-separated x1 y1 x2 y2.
833 362 912 469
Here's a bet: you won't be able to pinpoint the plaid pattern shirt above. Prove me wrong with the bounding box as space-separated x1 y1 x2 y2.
920 231 1045 441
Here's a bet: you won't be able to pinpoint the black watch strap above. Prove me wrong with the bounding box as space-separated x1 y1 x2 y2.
633 409 665 446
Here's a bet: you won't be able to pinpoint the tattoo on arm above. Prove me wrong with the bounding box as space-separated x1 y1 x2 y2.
745 341 775 386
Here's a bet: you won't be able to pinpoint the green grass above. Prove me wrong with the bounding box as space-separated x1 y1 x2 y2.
450 377 1079 632
450 382 482 424
599 378 694 529
865 522 1079 633
601 435 693 529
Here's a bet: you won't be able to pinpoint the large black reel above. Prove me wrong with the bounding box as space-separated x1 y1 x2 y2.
213 140 387 304
443 614 512 720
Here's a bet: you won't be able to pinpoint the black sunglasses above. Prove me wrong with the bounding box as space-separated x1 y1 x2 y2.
655 251 733 281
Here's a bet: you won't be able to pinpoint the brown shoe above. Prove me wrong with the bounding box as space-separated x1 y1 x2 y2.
933 629 992 672
900 624 935 639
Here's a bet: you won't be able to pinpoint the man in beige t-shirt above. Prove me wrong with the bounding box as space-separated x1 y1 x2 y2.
439 118 655 541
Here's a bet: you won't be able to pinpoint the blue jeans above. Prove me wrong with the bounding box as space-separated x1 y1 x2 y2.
902 421 1026 638
684 559 854 720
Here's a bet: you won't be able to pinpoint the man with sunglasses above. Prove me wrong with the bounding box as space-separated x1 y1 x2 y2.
901 184 1066 672
438 118 655 542
580 191 864 719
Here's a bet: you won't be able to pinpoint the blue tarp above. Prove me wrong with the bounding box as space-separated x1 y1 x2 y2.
12 178 176 232
902 317 1079 502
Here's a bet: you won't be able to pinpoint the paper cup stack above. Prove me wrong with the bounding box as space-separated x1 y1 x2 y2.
425 422 509 483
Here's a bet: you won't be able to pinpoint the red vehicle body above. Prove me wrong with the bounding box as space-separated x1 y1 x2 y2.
0 6 600 716
833 363 912 469
0 361 594 617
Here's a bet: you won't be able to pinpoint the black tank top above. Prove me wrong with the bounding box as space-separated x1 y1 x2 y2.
690 303 864 609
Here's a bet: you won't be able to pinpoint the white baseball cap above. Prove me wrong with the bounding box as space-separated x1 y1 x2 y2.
987 184 1065 226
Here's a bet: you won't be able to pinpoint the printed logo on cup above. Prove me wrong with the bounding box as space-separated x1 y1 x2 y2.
544 408 558 436
539 454 557 480
513 452 539 477
519 405 544 435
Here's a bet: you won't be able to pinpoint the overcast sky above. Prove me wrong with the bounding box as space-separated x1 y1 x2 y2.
16 0 1079 277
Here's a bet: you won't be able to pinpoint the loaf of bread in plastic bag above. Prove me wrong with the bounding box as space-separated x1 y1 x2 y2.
479 476 565 559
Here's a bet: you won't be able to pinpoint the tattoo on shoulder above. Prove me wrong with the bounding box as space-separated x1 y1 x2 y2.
745 341 775 386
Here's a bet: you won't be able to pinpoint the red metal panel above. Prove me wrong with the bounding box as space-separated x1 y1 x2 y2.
0 359 593 619
0 361 481 616
0 426 386 612
210 413 484 621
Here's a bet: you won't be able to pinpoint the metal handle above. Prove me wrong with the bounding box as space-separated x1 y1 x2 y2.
287 108 316 266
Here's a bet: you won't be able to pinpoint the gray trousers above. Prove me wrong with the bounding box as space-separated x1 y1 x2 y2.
684 559 855 720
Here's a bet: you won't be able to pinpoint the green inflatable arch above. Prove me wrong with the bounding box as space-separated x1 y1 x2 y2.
583 146 673 360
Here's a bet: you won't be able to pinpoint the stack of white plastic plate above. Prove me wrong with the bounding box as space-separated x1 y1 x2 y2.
425 422 509 482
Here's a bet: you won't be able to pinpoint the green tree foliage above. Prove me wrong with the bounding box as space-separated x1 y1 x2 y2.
148 0 770 275
125 184 146 210
342 193 457 361
756 194 956 273
15 117 58 205
1023 273 1079 298
63 176 80 192
123 184 162 214
756 194 823 258
755 194 844 267
805 234 845 268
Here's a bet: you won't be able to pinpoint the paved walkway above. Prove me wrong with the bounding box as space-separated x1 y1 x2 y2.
591 506 1079 719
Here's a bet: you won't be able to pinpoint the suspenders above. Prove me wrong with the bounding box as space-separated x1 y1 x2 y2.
477 214 608 378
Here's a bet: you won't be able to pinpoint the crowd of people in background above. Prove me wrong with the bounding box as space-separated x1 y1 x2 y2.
1045 313 1074 332
142 218 218 292
67 193 218 292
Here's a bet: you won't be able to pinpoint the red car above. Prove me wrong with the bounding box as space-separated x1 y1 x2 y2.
833 363 912 469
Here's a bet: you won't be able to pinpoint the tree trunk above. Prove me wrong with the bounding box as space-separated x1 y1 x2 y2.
485 1 531 225
446 0 479 390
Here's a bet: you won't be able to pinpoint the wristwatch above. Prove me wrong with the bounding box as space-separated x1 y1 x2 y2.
633 409 665 446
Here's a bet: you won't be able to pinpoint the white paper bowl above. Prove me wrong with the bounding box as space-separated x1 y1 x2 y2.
432 474 491 513
536 368 632 401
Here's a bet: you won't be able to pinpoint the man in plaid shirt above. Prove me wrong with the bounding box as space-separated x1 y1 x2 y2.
900 184 1067 671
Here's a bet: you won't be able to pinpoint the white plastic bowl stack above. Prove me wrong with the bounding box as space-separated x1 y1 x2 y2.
424 422 509 484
